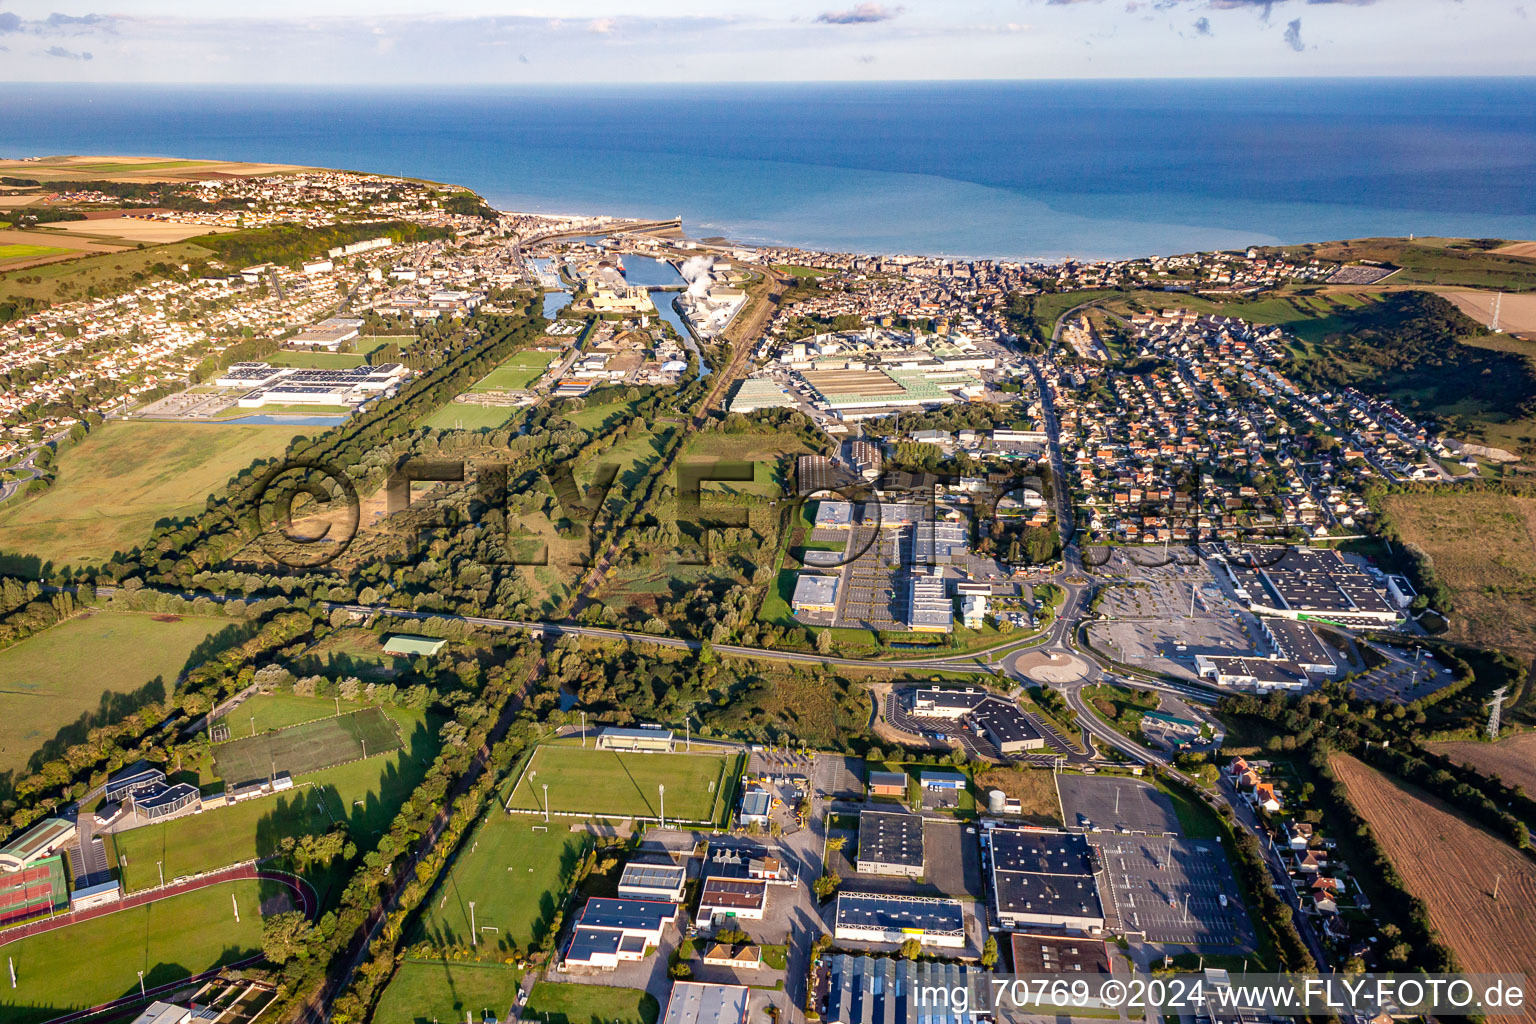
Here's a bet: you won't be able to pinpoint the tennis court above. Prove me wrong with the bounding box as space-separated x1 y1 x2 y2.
213 707 401 785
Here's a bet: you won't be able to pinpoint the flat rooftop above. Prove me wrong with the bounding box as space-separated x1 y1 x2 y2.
989 828 1104 922
1010 932 1113 975
662 983 750 1024
835 891 965 935
857 810 925 869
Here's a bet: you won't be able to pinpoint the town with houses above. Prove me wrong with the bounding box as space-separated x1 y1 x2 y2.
0 159 1524 1024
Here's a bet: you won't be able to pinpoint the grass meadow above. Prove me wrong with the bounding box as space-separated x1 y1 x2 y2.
0 421 306 570
0 610 226 778
374 960 525 1024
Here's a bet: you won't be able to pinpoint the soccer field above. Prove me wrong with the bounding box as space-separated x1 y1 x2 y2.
469 351 556 392
506 745 738 823
375 960 525 1024
1 879 262 1024
113 712 438 894
212 706 401 784
413 815 587 951
215 693 368 736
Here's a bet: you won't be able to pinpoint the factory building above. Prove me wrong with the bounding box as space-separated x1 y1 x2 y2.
833 892 966 949
855 811 925 878
987 828 1104 934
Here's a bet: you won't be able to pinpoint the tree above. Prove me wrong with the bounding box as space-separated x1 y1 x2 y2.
898 938 922 960
813 873 841 901
816 630 834 654
980 936 998 969
262 910 314 965
826 835 846 852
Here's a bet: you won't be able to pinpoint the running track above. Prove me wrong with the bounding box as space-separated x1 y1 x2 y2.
0 863 316 1024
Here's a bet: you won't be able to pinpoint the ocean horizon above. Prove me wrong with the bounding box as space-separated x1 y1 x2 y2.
4 78 1536 261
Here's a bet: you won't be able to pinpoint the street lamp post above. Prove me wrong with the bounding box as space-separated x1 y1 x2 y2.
157 860 164 888
659 784 666 828
542 783 549 824
138 970 146 998
469 901 478 946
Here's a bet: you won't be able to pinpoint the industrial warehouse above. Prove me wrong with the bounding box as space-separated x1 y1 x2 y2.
986 827 1105 933
854 811 925 878
833 891 967 949
1216 545 1403 627
816 955 989 1024
905 687 1048 753
214 360 410 409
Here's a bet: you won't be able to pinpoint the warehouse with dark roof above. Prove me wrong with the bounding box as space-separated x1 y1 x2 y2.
833 892 966 949
855 810 925 878
987 827 1104 933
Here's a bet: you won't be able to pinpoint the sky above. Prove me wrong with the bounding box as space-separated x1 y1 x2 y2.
0 0 1531 83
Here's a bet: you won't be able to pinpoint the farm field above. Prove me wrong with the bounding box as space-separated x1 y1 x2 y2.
374 960 524 1024
1426 732 1536 795
0 243 71 263
412 815 587 951
52 218 237 244
1447 290 1536 338
1379 491 1536 657
524 982 659 1024
211 706 401 783
506 744 737 823
0 421 306 569
0 610 225 778
216 693 368 736
0 240 215 303
111 711 438 895
0 879 263 1024
0 155 306 182
1331 752 1536 1010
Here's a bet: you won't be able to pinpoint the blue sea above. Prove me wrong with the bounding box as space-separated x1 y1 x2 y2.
3 80 1535 261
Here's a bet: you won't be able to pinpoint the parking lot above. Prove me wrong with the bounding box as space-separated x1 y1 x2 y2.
1057 775 1180 835
835 529 905 631
815 754 867 801
1347 648 1455 704
1094 834 1255 950
749 748 816 777
1088 607 1257 682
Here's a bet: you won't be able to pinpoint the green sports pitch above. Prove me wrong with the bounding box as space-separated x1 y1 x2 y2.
469 351 557 392
506 744 740 823
413 815 588 951
212 706 401 784
1 879 262 1024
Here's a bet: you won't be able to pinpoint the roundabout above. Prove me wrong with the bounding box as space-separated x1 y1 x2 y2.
1011 649 1093 684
